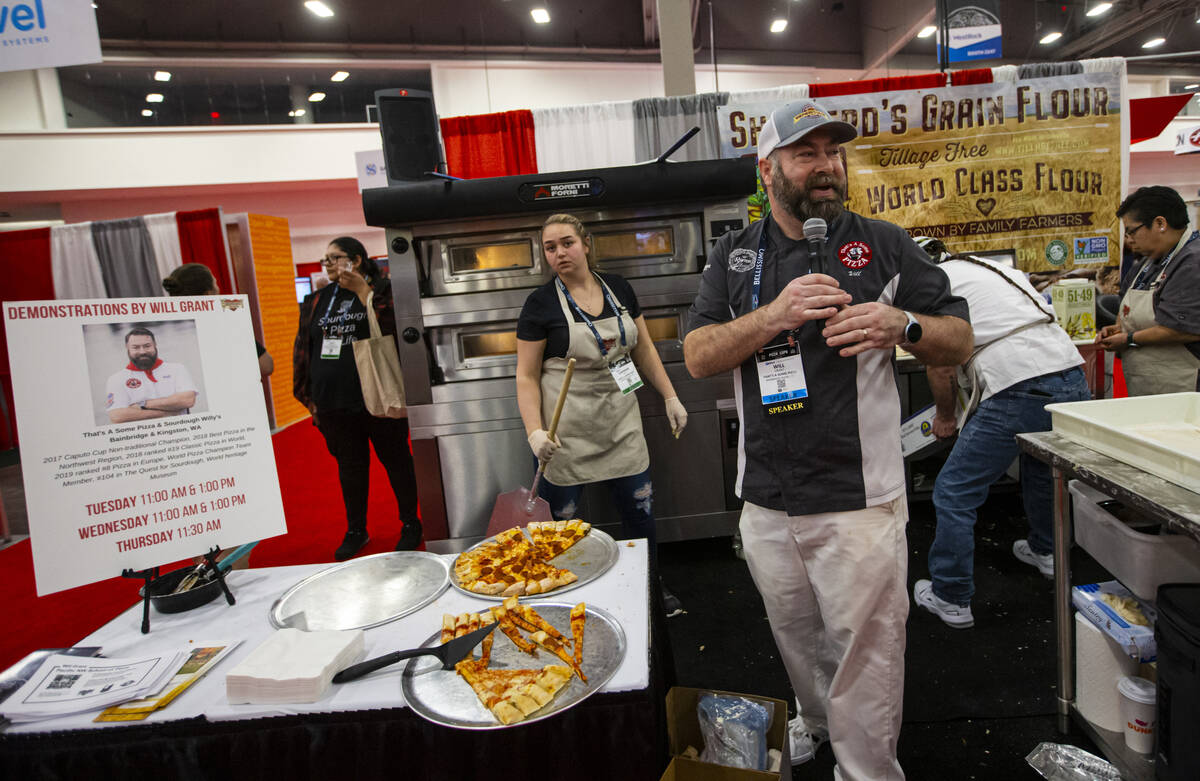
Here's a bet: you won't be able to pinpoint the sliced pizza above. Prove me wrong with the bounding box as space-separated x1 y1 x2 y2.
454 659 572 725
507 597 571 648
530 630 586 682
440 614 456 645
570 602 586 668
489 603 539 655
478 612 497 666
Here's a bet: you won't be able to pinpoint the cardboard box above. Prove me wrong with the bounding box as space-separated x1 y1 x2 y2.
661 686 789 781
1051 279 1096 340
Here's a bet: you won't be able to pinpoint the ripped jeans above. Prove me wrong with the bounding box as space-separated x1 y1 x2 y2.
537 467 656 566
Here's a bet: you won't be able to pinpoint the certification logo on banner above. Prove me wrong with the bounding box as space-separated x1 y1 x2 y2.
4 297 288 595
1073 237 1109 264
939 1 1002 64
0 0 102 74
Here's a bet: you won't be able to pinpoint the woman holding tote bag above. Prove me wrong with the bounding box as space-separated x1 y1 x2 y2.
293 236 422 561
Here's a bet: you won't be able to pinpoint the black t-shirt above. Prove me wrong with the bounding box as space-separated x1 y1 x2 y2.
516 273 642 359
308 285 371 413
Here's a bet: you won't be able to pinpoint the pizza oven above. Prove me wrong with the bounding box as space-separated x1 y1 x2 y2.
362 158 757 549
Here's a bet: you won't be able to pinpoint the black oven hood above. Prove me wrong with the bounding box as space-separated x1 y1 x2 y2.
362 157 758 228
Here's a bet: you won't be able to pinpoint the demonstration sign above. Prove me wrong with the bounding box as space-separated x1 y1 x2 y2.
718 63 1126 271
4 296 287 595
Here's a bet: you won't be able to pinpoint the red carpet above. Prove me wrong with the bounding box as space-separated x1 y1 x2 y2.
0 419 421 670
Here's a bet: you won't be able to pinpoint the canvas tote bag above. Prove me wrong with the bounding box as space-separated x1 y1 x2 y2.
353 291 406 418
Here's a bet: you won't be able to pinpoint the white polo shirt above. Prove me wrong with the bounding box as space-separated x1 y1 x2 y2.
105 360 198 414
941 257 1082 400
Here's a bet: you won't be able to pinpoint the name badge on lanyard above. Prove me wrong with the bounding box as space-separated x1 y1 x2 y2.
756 341 809 415
558 276 642 393
320 289 345 359
751 221 809 415
609 356 643 394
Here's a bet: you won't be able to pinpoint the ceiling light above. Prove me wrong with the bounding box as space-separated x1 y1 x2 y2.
1186 83 1199 90
153 70 171 82
1086 3 1112 16
331 71 349 82
308 91 326 102
770 18 788 33
1040 32 1062 44
141 109 153 117
918 25 937 38
1142 37 1166 48
288 109 307 117
145 93 164 103
304 1 334 18
530 8 550 24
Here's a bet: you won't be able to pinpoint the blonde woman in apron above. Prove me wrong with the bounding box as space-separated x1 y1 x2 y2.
1096 186 1200 395
516 214 689 615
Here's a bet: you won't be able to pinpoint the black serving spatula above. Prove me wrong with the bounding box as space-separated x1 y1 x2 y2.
332 621 498 683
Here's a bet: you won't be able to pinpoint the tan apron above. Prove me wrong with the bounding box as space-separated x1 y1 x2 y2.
541 276 649 486
1119 234 1200 396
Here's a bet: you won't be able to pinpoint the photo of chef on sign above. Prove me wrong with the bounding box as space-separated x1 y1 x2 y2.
84 320 208 427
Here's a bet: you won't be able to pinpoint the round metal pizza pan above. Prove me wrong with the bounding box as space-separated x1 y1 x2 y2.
402 602 626 729
448 527 619 601
269 551 450 631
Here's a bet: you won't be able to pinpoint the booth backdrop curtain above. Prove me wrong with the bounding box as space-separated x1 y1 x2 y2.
50 223 107 300
91 217 161 298
440 109 538 179
0 228 55 450
633 93 729 163
144 211 184 284
809 72 947 98
533 100 637 173
726 83 810 107
951 68 994 85
176 208 233 294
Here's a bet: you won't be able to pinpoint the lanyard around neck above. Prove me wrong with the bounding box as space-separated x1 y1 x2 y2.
1132 230 1197 290
557 274 626 357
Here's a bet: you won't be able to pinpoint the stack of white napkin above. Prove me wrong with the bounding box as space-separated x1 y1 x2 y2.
225 628 364 704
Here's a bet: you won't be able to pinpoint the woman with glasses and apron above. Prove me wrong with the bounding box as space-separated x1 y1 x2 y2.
516 214 689 615
1096 186 1200 395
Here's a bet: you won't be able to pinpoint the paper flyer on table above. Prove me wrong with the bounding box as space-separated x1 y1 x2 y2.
96 642 239 720
0 652 182 722
3 297 288 595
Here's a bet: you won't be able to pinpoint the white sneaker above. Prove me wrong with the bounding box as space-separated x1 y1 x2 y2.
1013 539 1054 579
913 579 974 629
787 716 828 765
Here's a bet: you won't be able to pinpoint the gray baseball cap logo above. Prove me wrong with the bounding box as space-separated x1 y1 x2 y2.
757 99 858 161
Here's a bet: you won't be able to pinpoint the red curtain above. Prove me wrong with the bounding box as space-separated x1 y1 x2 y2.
176 208 234 293
0 228 55 449
810 73 947 99
950 68 994 86
440 110 538 179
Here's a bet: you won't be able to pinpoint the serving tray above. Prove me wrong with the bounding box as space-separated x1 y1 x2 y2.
449 527 619 600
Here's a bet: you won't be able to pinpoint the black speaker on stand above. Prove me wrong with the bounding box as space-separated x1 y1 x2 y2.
373 88 447 186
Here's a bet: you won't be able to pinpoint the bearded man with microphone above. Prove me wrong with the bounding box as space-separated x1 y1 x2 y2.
684 99 972 780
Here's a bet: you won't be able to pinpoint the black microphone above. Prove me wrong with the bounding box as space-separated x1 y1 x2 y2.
802 218 827 275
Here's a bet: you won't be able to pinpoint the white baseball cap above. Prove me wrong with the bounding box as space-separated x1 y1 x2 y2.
757 99 858 162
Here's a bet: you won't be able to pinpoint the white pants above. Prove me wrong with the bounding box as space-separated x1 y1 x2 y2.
739 498 909 781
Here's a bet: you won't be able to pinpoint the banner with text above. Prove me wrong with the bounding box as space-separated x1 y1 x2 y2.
717 65 1126 271
0 0 101 74
4 296 288 595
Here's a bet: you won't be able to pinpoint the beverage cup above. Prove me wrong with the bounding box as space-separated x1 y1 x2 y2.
1117 675 1156 754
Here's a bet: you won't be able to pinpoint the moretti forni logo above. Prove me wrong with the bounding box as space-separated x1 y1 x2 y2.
1 0 47 40
518 178 605 203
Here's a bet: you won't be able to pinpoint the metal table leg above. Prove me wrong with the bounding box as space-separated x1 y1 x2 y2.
1053 465 1073 733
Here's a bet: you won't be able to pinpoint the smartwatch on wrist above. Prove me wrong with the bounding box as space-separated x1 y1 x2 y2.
140 399 149 410
902 311 923 345
1127 330 1137 347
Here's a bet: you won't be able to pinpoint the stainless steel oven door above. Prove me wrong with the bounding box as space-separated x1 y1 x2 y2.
639 306 687 364
430 321 521 383
591 216 703 279
426 230 547 296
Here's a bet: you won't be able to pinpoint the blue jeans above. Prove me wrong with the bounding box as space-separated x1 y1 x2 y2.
928 367 1091 605
537 467 656 566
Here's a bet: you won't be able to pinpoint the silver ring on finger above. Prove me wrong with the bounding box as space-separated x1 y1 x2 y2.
861 328 869 341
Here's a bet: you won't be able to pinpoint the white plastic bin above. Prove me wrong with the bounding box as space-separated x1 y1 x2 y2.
1070 480 1200 601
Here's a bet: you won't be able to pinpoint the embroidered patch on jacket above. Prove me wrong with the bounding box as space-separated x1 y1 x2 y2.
838 241 872 269
126 378 142 389
728 248 756 273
